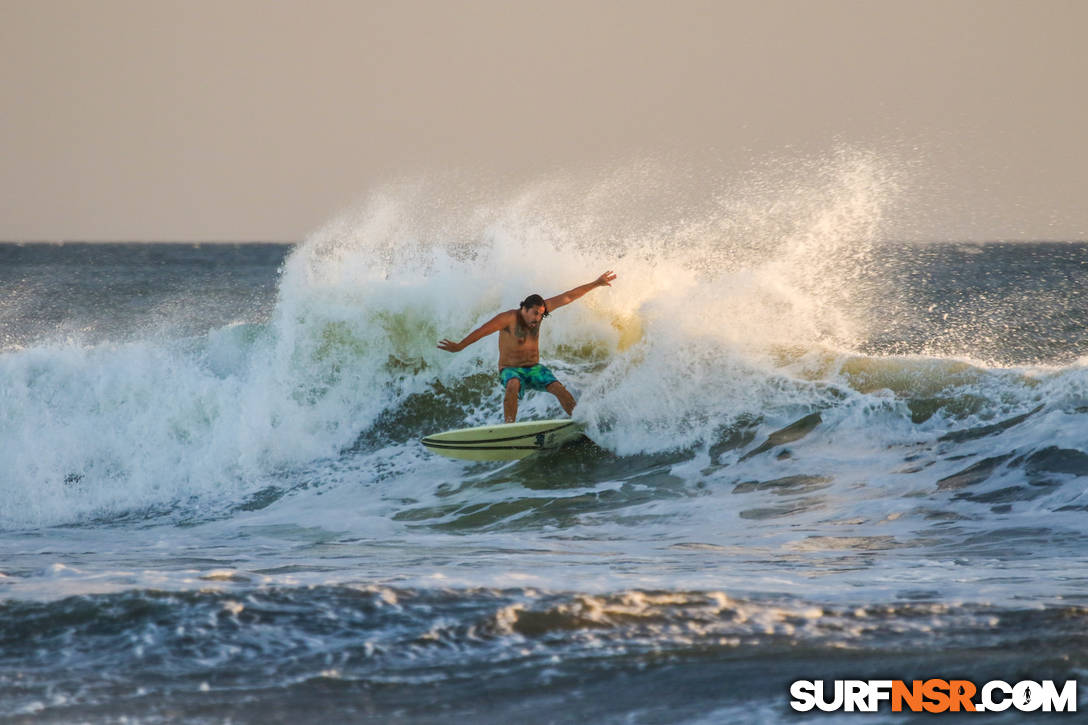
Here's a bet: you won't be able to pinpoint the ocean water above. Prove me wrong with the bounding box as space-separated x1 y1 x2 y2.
2 158 1088 723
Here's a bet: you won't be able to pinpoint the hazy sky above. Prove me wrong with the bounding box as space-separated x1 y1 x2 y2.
2 0 1086 242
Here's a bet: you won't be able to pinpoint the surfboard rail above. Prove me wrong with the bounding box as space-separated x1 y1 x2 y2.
421 419 584 461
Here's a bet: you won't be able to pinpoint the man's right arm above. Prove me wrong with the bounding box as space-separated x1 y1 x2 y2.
437 311 510 353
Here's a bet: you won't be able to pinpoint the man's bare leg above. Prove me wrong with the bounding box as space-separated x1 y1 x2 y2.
504 378 521 423
546 381 576 416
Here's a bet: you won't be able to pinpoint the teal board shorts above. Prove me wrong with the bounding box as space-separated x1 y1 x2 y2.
499 364 559 398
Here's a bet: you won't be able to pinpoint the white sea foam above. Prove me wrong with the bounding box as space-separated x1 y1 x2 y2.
0 150 1081 537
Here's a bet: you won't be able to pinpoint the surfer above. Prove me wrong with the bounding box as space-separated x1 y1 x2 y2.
438 271 616 422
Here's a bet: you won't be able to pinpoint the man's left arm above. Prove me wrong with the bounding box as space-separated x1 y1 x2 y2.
544 271 616 312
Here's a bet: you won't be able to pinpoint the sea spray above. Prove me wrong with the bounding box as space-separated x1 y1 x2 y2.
285 149 903 455
0 148 1010 529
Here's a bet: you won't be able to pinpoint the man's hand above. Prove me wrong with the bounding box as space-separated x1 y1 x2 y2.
437 339 464 353
544 271 618 313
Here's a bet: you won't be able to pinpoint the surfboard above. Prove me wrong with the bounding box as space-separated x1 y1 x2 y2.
421 419 585 461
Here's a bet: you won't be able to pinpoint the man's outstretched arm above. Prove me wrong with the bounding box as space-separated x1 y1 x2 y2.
437 311 512 352
544 271 616 312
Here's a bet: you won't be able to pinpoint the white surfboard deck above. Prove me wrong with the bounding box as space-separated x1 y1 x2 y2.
421 419 585 461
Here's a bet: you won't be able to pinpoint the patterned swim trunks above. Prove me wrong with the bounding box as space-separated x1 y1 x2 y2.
499 364 559 398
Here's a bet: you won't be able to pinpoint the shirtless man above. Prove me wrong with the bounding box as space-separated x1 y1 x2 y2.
438 271 616 422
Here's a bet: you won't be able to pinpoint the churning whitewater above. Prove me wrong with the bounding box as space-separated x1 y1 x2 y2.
2 152 1086 723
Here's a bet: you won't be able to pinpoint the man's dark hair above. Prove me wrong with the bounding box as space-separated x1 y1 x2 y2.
520 294 549 316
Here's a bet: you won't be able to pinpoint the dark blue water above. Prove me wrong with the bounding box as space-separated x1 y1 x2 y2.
1 232 1087 723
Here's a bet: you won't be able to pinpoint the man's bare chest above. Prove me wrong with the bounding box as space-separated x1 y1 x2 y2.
500 324 540 347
